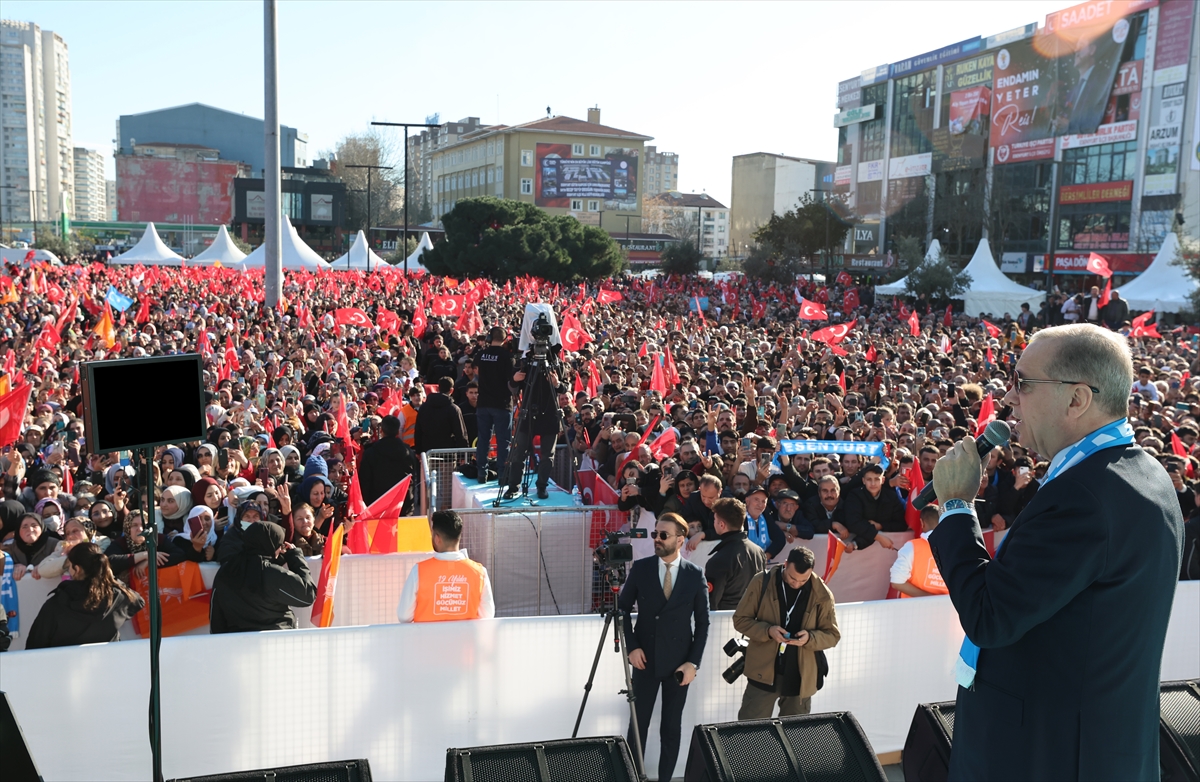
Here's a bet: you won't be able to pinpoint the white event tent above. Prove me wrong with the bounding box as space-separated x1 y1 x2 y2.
331 230 387 270
1115 233 1194 314
237 217 330 271
875 239 942 296
404 232 434 273
0 248 61 265
189 225 247 266
958 238 1044 317
110 223 185 266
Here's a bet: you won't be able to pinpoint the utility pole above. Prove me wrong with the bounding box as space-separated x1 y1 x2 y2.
344 164 391 272
370 121 441 274
0 185 14 246
263 0 282 308
812 188 833 283
344 186 366 269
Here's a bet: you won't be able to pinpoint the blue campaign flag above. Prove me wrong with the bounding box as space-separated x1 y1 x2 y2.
105 285 135 312
780 439 890 470
688 296 710 312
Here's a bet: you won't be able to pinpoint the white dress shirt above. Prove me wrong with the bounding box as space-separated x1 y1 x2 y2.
397 549 496 622
889 530 933 584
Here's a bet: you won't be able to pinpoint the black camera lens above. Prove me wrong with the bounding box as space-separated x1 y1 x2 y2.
722 657 745 684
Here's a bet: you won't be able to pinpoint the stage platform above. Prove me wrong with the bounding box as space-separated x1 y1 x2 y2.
2 582 1195 782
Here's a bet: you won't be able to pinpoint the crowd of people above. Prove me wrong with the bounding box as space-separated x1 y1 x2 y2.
1 255 1198 651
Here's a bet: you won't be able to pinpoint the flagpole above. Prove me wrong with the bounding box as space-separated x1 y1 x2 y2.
263 0 282 308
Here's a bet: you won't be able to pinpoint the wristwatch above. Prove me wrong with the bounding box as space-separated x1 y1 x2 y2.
940 498 974 518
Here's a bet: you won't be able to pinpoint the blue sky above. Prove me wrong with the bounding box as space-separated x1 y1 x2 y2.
6 0 1078 205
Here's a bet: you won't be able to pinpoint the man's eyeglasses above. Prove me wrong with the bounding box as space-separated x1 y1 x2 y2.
1013 372 1100 395
652 531 677 540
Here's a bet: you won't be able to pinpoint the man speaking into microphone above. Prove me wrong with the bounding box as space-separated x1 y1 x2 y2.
929 324 1183 781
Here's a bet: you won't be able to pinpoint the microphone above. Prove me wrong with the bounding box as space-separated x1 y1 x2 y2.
912 420 1012 511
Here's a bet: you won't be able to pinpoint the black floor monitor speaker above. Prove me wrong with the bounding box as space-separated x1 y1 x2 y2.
0 691 42 782
902 701 956 782
1160 680 1200 782
167 759 371 782
683 711 886 782
445 736 637 782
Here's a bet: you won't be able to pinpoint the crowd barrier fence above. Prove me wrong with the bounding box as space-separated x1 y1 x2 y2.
1 582 1195 782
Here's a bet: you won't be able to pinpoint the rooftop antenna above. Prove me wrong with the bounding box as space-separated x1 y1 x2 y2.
546 106 551 117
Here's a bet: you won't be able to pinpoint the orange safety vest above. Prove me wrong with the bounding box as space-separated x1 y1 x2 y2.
399 403 417 447
901 537 949 597
412 556 486 621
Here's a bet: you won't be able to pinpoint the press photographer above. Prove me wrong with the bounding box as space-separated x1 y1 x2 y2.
730 547 840 719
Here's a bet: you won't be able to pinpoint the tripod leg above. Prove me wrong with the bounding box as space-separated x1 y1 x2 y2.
617 610 648 782
571 611 612 739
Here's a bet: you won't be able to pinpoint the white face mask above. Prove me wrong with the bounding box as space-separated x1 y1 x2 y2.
42 514 62 534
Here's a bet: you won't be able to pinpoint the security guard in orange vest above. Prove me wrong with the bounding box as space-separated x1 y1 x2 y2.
397 510 495 622
397 386 423 448
889 506 950 598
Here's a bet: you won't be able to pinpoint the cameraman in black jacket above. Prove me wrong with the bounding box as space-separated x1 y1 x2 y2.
503 342 563 500
705 497 767 610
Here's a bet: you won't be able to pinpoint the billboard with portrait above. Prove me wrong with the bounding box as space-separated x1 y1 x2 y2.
534 143 639 211
989 3 1146 160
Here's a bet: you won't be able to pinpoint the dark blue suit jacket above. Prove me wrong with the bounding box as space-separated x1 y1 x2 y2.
930 445 1183 781
619 555 710 680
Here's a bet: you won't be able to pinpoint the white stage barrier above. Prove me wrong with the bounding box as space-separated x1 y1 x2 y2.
2 582 1195 782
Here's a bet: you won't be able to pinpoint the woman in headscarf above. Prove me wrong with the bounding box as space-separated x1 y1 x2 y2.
0 499 24 543
37 517 97 579
33 497 65 535
172 506 217 562
106 509 176 579
2 513 59 579
191 477 225 515
279 445 302 481
158 484 194 537
209 518 316 634
261 448 285 482
25 542 145 650
160 447 185 477
88 499 123 540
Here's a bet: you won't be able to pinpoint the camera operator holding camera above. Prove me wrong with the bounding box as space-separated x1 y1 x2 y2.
504 327 564 501
730 547 840 719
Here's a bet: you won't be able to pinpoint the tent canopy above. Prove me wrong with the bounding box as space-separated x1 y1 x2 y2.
404 232 434 273
189 225 247 266
237 217 330 271
876 239 941 296
331 230 387 270
1115 233 1194 313
958 238 1044 317
111 223 185 266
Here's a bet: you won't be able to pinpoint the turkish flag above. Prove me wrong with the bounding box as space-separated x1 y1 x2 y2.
944 304 953 328
649 354 669 394
431 294 464 317
986 346 994 366
1130 310 1159 338
1171 431 1189 458
377 308 400 334
46 281 65 303
981 319 1001 338
908 309 921 337
135 296 151 325
975 394 996 438
560 312 593 352
843 289 860 312
838 372 846 391
1098 277 1112 308
905 456 925 536
597 289 623 304
412 304 428 338
811 319 855 345
334 307 373 328
1086 252 1113 278
663 342 680 386
224 335 241 372
649 427 677 461
799 298 828 321
0 382 32 448
362 474 411 520
837 270 854 286
865 344 877 362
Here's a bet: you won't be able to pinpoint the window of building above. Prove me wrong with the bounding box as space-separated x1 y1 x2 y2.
859 83 888 162
472 172 478 187
521 150 533 166
520 178 533 195
496 165 503 180
282 191 303 220
573 143 585 155
487 170 494 184
588 200 599 211
1061 140 1139 186
571 199 584 211
590 145 600 156
1057 201 1131 250
497 138 504 153
891 70 937 158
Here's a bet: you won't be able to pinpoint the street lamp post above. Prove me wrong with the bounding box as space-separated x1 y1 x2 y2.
370 121 441 275
344 186 366 270
344 164 392 271
811 188 833 283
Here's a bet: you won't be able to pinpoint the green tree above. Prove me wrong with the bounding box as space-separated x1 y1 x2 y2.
659 240 703 275
1167 223 1200 316
34 232 77 259
904 248 972 304
751 193 854 269
229 232 254 255
421 197 625 281
742 242 804 286
386 235 419 265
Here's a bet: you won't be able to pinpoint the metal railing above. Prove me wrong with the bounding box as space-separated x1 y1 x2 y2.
451 504 629 616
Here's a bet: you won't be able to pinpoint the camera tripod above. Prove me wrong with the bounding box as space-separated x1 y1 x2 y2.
571 568 647 782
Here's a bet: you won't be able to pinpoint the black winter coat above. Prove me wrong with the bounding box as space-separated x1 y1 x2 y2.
25 580 144 649
413 393 468 453
209 547 316 634
357 435 420 508
705 531 767 610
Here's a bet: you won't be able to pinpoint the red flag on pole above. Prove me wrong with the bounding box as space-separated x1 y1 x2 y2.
1098 276 1112 308
0 383 33 448
908 309 921 337
799 298 829 321
904 456 926 536
981 319 1001 338
944 305 953 328
1085 252 1113 277
975 394 996 438
865 344 877 363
